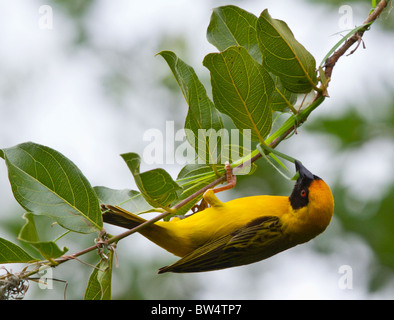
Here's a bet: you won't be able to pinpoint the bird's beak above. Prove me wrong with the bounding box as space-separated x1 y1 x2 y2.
295 160 315 180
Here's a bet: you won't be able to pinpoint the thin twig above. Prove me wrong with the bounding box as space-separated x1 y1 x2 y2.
324 0 389 80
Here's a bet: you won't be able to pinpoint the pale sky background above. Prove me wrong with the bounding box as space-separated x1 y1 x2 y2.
0 0 393 299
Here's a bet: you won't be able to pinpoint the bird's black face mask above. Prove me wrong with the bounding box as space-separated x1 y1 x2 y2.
289 161 320 210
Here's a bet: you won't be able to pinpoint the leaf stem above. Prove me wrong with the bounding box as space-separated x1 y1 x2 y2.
53 230 72 243
257 143 297 164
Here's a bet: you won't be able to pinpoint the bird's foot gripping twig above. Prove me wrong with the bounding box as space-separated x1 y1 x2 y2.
212 161 237 194
191 162 236 213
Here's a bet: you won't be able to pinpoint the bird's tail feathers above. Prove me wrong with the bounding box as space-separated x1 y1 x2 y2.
101 204 146 229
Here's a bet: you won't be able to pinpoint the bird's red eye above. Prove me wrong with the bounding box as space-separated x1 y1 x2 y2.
300 189 307 197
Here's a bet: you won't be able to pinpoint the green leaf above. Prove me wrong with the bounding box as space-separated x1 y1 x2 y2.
207 6 295 112
203 46 275 143
257 9 317 93
158 51 223 165
94 186 153 214
173 164 219 216
0 237 37 263
18 213 68 260
0 142 102 233
177 163 218 184
207 5 261 63
271 76 298 112
121 152 181 209
84 254 113 300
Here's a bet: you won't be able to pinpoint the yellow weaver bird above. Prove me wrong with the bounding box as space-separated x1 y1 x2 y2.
102 161 334 273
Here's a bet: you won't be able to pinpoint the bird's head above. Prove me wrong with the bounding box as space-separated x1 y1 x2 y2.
289 161 334 231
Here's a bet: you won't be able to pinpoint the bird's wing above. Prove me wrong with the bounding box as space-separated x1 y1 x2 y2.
158 215 286 273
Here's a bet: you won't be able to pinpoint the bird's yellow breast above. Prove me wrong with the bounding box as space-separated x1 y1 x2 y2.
155 195 290 256
150 179 334 257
